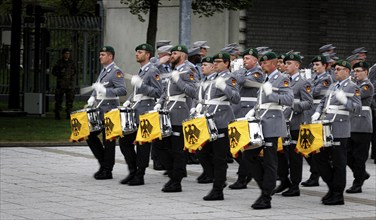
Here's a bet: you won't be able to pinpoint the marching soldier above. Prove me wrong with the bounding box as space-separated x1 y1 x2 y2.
86 46 127 180
302 55 333 187
153 45 198 192
277 53 287 75
311 60 361 205
244 52 294 209
274 54 313 196
192 41 210 58
119 43 163 186
346 61 374 193
196 52 240 200
230 48 264 190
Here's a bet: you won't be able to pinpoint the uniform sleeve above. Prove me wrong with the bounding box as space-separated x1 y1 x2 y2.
343 84 361 114
174 69 199 99
138 68 163 98
294 81 313 113
222 76 240 104
106 69 127 97
267 79 294 107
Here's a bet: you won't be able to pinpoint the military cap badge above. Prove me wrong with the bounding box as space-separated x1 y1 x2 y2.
219 53 223 59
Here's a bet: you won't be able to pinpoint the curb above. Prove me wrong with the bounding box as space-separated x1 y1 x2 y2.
0 142 87 147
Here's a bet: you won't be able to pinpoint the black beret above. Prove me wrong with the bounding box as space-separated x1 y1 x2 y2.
353 61 370 70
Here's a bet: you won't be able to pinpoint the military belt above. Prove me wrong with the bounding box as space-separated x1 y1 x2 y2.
293 99 300 103
259 103 283 110
240 97 257 102
326 105 349 116
204 100 230 106
168 95 186 102
96 95 119 100
362 106 371 111
133 94 153 102
313 99 321 104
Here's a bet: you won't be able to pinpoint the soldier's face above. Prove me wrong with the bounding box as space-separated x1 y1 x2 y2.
201 62 214 75
353 67 368 81
260 59 277 74
99 52 113 65
213 59 228 72
285 60 300 75
135 50 149 63
334 66 350 81
170 51 182 65
200 48 207 57
277 59 286 72
243 55 257 70
312 61 326 74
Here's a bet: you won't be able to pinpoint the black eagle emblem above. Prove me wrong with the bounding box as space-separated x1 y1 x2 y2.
71 118 82 136
184 124 201 144
140 119 153 138
228 127 241 149
299 128 315 149
104 117 115 136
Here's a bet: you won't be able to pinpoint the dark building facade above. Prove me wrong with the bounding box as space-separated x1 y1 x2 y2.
245 0 376 66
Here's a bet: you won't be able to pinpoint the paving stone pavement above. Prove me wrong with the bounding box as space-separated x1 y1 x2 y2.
0 146 375 220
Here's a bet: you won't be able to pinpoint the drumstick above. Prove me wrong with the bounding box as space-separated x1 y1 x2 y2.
80 86 93 95
243 79 279 91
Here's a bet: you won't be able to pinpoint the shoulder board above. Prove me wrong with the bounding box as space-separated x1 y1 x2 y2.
145 66 150 72
274 74 279 80
295 76 300 81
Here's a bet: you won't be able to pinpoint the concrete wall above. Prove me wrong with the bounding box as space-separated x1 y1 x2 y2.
102 0 241 76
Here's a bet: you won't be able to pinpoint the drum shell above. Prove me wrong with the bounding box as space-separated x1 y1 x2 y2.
312 120 333 147
159 110 172 138
71 108 103 133
119 107 137 134
247 119 264 149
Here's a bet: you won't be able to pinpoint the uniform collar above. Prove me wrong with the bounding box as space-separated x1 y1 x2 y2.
103 62 114 70
291 72 300 80
267 69 279 80
140 62 151 71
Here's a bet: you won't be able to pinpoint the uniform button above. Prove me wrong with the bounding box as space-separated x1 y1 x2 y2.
272 115 275 117
359 115 361 117
247 105 249 107
218 109 221 112
179 106 181 108
147 104 150 106
339 119 342 122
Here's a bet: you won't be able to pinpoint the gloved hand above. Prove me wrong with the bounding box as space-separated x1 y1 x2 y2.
92 82 106 95
190 108 196 115
262 81 273 96
123 100 131 107
154 103 161 111
311 112 321 122
215 77 227 91
171 70 180 83
245 108 255 119
335 90 348 105
195 103 203 113
87 96 95 107
131 75 143 88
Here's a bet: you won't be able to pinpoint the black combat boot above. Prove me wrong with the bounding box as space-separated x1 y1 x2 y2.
128 168 145 186
120 164 137 184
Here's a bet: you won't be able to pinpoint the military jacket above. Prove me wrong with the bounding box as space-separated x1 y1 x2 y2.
158 61 198 125
316 78 362 138
52 59 76 89
232 66 264 118
351 79 374 133
91 62 127 118
257 70 294 138
307 71 333 121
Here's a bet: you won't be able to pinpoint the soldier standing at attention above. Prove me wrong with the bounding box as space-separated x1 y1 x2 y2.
274 54 313 196
311 60 361 205
229 48 264 190
86 46 127 180
196 52 240 200
346 61 374 194
244 52 294 209
52 48 77 120
119 43 163 186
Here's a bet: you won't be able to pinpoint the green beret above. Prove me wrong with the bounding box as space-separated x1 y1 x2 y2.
278 53 286 60
353 61 370 70
135 43 154 53
213 52 230 61
335 59 351 70
100 46 115 55
259 52 277 62
170 45 188 54
241 48 258 58
283 53 302 63
201 56 214 63
311 55 327 64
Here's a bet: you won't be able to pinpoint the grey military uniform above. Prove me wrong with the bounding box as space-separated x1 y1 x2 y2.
158 61 198 126
92 62 127 118
232 67 264 118
310 71 333 114
284 73 313 131
315 78 362 138
350 79 374 133
128 62 163 123
201 70 240 129
257 70 294 138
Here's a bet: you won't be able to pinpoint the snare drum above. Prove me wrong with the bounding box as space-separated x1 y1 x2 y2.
313 120 333 147
119 107 137 135
247 117 265 149
159 109 172 137
70 108 102 133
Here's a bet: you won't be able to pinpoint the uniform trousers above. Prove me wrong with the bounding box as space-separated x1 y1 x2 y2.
55 87 75 113
313 138 347 194
119 131 151 170
243 137 278 193
154 126 186 181
347 133 372 186
234 152 251 179
277 131 302 186
86 129 116 171
196 128 229 190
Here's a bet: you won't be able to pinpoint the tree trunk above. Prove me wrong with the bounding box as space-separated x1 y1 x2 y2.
8 0 22 109
146 0 158 50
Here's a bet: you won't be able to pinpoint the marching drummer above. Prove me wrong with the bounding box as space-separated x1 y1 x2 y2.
311 60 361 205
152 45 199 192
274 53 313 197
302 55 333 187
195 52 240 201
86 46 127 180
229 48 264 190
346 61 374 194
119 43 163 186
244 51 294 209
